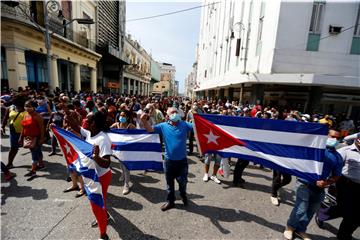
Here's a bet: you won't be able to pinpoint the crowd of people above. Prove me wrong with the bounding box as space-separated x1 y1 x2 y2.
1 86 359 240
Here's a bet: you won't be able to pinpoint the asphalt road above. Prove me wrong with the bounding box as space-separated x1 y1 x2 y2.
1 130 359 240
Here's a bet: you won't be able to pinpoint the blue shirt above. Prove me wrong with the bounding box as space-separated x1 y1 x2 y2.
154 121 193 161
301 148 343 184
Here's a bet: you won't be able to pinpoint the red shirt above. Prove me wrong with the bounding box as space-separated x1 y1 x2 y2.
21 113 41 137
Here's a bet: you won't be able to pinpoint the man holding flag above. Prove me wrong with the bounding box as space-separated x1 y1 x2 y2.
283 128 343 240
141 107 193 211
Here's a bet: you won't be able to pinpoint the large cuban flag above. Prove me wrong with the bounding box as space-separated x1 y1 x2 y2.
108 129 163 171
51 126 110 208
193 114 328 183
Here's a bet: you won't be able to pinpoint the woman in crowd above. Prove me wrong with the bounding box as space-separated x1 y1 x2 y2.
20 100 45 180
110 110 135 195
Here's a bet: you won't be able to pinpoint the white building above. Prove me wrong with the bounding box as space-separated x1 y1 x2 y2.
196 0 360 118
185 62 198 99
153 62 176 96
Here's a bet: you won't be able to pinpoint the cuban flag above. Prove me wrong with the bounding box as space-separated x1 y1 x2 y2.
108 129 163 171
193 114 328 183
51 125 110 209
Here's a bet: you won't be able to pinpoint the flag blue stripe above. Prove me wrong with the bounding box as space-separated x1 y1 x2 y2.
122 161 163 171
199 114 328 135
111 142 162 152
110 129 158 135
242 140 325 161
208 151 320 183
84 188 104 208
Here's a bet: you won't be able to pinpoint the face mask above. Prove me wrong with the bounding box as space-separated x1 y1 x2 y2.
326 138 339 148
170 113 181 122
119 116 127 123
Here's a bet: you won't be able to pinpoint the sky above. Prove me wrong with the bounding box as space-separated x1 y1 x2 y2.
126 1 201 94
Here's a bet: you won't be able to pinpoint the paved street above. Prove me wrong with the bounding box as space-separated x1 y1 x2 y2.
1 131 359 240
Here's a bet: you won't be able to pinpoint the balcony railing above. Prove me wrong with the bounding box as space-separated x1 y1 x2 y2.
1 3 96 51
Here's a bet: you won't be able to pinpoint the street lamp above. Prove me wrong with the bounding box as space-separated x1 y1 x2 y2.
63 18 95 38
4 0 94 91
43 0 95 92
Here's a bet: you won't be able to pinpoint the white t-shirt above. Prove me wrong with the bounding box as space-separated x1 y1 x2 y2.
80 127 112 176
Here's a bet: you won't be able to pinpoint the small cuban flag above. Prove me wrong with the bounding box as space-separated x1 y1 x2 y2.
193 114 328 183
51 126 110 209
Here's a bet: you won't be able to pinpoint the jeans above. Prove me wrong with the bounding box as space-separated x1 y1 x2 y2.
163 159 188 203
287 179 325 233
30 141 43 164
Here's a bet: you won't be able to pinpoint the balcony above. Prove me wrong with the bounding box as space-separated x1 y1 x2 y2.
1 2 95 51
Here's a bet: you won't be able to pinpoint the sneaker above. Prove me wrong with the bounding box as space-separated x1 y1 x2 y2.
210 175 221 184
270 196 280 206
295 232 311 240
284 227 294 240
160 202 175 211
122 186 130 195
98 233 109 240
203 174 209 182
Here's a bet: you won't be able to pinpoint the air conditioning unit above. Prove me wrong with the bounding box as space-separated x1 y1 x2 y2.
329 25 342 35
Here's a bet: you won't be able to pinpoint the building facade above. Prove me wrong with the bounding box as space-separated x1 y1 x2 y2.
185 62 197 99
1 0 101 92
96 0 127 93
196 0 360 118
122 35 151 96
153 62 176 96
150 59 161 94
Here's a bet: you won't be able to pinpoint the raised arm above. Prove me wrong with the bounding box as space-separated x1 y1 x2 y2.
140 113 154 132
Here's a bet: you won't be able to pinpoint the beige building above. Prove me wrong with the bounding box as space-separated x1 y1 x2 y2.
122 35 151 95
153 62 176 96
1 1 101 92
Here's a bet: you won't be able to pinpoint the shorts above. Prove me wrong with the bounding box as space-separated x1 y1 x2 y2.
10 131 21 150
204 153 222 165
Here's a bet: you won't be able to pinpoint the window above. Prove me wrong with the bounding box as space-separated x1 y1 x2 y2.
351 4 360 54
354 5 360 36
204 70 207 78
309 2 325 33
1 47 7 81
256 2 265 56
307 1 325 51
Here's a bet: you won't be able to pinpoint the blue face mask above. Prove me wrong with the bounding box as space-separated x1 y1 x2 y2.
326 138 339 148
169 113 181 122
119 116 127 123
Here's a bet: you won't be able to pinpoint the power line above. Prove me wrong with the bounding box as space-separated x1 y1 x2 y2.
125 2 220 22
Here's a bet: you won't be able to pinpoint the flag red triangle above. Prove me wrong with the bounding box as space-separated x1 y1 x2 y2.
51 126 79 165
193 114 245 155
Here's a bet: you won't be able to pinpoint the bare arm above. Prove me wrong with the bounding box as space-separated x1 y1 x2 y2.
1 108 9 129
65 113 81 134
35 114 45 143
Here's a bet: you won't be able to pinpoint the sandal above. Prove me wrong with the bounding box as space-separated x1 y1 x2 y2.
63 186 80 193
75 190 85 198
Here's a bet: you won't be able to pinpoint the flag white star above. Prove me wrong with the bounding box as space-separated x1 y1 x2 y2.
64 143 71 154
204 130 220 145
